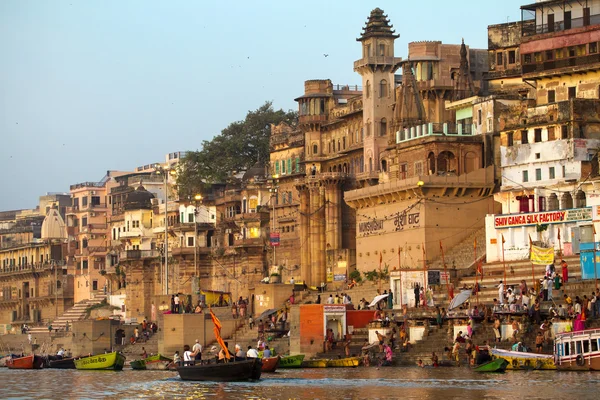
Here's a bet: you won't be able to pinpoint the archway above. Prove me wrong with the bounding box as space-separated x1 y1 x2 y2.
560 193 573 209
437 151 456 175
427 152 436 175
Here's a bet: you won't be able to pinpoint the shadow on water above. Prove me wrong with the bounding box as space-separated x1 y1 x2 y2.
1 367 599 399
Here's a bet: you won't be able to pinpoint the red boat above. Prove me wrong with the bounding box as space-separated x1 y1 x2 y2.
6 355 44 369
261 356 280 373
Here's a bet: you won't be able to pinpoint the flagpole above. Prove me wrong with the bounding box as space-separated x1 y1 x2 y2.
502 234 507 287
558 228 562 258
422 243 427 291
398 245 402 307
529 234 535 289
440 241 450 301
594 225 598 290
378 251 382 294
474 238 479 305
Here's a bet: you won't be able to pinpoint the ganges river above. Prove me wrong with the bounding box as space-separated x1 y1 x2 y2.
1 367 598 399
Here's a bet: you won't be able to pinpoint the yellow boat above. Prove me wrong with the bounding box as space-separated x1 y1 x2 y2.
326 357 361 368
491 348 556 370
301 358 328 368
74 352 126 371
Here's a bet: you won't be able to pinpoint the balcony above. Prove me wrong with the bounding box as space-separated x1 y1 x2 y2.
522 13 600 37
233 237 264 248
0 261 66 277
119 249 160 261
522 53 600 77
298 114 328 124
353 56 402 70
395 122 475 144
70 182 105 190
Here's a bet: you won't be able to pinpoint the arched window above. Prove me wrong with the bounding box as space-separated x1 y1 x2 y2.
56 280 62 289
427 152 436 175
560 193 573 209
313 144 318 155
437 151 456 175
380 79 388 98
574 190 587 208
381 159 387 172
548 193 559 211
380 118 387 137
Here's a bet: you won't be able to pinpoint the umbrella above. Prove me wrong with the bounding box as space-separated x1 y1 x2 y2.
448 289 472 310
257 308 278 321
368 294 389 308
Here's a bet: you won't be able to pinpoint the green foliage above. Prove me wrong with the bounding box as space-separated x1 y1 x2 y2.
348 269 362 282
177 101 297 198
380 264 390 280
536 224 548 233
84 299 119 317
364 270 379 281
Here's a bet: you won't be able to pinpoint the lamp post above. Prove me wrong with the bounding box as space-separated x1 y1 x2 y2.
194 194 202 296
155 164 174 295
269 175 279 268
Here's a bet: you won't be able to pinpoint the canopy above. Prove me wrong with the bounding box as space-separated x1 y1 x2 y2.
257 308 278 321
369 294 389 307
448 289 471 310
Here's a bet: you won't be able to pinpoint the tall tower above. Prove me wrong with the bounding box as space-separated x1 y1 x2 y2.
354 8 402 175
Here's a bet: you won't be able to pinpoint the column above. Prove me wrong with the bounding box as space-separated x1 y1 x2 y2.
325 183 335 250
299 187 311 286
317 185 327 286
309 184 320 287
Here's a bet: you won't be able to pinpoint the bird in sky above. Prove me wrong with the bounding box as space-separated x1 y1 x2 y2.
323 54 329 57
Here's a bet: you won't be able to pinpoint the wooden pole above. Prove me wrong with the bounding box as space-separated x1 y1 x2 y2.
474 239 479 305
440 241 450 301
529 234 535 289
398 245 402 307
378 252 382 294
502 234 507 287
558 228 563 258
422 243 427 290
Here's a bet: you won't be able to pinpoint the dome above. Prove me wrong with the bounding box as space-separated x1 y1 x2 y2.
242 162 266 182
41 208 67 240
124 185 155 210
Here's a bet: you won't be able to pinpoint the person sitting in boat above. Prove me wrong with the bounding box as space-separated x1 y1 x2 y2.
475 341 492 365
246 345 259 359
173 351 181 365
218 342 232 363
56 348 65 359
263 345 272 358
234 344 246 360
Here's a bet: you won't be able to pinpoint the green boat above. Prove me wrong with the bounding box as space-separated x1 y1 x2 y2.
474 358 508 372
278 354 305 368
74 352 126 371
130 354 173 370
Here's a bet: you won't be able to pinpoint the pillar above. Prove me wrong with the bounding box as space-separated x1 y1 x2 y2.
309 184 320 287
317 185 327 286
299 187 311 286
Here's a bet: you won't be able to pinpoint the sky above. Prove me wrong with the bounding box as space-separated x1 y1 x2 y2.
0 0 525 211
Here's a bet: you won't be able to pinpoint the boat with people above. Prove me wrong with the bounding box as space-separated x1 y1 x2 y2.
45 356 77 369
74 352 126 371
473 358 508 373
554 328 600 371
491 348 556 370
0 354 17 367
260 356 280 373
278 354 305 368
177 358 262 381
326 357 361 368
6 354 45 369
130 354 173 370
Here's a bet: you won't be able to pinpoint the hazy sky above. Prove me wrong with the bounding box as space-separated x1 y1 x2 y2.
0 0 524 211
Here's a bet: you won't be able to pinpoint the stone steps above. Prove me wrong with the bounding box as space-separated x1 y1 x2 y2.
430 226 487 270
28 294 108 334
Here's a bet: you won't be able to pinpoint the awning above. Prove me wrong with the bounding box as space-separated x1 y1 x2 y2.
257 308 278 321
368 294 389 308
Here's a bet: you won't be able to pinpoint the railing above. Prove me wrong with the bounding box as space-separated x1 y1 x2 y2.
0 261 66 276
332 84 362 91
353 56 402 69
396 122 475 143
522 53 600 75
119 249 160 260
69 182 105 190
522 14 600 37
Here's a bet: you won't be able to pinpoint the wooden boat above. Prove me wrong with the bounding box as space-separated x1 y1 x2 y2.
261 356 280 372
74 352 126 371
46 357 76 369
491 348 556 370
177 358 262 382
554 328 600 371
327 357 361 368
130 354 173 370
0 355 15 367
301 358 329 368
278 354 305 368
6 355 44 369
474 358 508 372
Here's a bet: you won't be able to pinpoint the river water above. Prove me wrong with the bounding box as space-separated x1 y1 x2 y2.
1 367 598 399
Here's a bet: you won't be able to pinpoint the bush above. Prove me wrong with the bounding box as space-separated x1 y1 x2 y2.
364 269 379 281
349 270 362 282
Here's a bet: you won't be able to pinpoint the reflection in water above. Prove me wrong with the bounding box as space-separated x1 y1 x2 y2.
0 367 598 399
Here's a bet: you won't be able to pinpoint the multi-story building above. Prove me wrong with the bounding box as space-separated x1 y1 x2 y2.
486 0 600 261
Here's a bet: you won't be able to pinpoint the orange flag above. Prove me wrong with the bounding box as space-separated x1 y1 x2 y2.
501 234 505 244
379 251 382 264
440 240 444 251
557 228 561 240
474 238 477 249
209 308 230 360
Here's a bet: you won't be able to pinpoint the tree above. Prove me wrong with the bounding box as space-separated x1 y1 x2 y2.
177 101 297 198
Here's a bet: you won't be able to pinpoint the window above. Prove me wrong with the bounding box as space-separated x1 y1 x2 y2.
478 109 482 125
535 153 541 159
523 170 529 182
487 118 493 132
82 197 88 207
584 7 591 26
561 125 568 139
539 196 546 212
91 196 100 206
295 157 300 173
81 217 88 227
507 132 514 147
535 168 542 181
82 260 88 269
548 90 555 103
414 161 423 176
73 197 79 207
188 212 194 223
564 11 572 30
380 119 387 136
508 50 516 64
534 52 542 62
549 167 555 179
379 43 385 56
545 50 553 61
497 52 503 66
534 129 542 143
568 87 576 99
524 54 532 64
562 165 566 177
379 79 388 98
548 126 556 140
521 130 528 144
569 47 576 58
590 42 598 54
274 161 280 175
313 144 318 154
548 13 555 32
132 220 140 228
281 159 286 174
82 238 88 248
187 236 195 247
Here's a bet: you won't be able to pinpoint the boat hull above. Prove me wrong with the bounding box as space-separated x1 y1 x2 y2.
301 359 328 368
491 349 556 370
556 353 600 371
7 355 44 370
474 358 508 372
261 356 280 373
278 354 305 368
177 359 262 382
74 352 126 371
327 357 360 368
131 354 173 370
47 357 76 369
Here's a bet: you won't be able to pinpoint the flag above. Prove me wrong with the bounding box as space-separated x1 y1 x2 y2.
474 238 477 250
209 308 230 360
440 240 444 251
379 252 382 264
501 234 505 244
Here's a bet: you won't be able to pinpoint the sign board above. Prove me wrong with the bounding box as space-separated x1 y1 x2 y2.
358 208 421 237
324 305 346 313
270 232 280 247
334 274 346 282
494 208 592 228
427 270 441 286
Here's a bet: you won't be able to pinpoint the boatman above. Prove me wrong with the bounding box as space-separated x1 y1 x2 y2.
192 339 202 361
